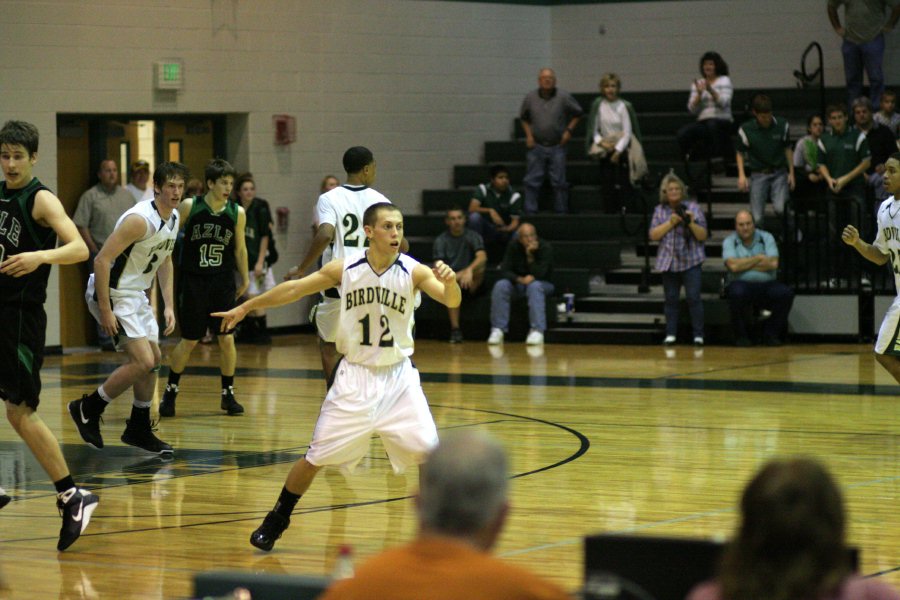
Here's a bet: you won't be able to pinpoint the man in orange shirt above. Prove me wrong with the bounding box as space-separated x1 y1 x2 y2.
319 430 571 600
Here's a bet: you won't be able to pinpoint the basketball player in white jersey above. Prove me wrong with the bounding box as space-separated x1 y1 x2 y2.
215 202 461 551
285 147 407 385
843 152 900 382
69 162 187 455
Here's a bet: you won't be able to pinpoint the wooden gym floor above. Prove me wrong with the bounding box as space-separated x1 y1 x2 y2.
1 334 899 599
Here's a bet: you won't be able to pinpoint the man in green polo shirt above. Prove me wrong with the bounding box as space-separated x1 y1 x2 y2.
818 103 871 205
736 94 796 225
818 103 872 243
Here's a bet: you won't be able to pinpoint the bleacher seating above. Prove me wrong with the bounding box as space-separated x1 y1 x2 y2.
411 86 853 344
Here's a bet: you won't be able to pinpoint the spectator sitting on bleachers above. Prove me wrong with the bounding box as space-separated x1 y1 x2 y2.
723 210 794 347
852 96 897 203
793 114 826 200
487 222 554 346
687 457 900 600
584 73 647 212
433 206 488 343
874 89 900 137
318 431 571 600
649 172 708 346
736 94 795 226
467 164 521 256
676 51 734 172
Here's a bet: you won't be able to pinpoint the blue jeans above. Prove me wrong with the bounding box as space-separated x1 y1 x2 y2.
490 279 555 333
726 279 794 340
661 265 704 338
842 33 885 108
467 212 509 246
524 145 568 214
749 170 789 224
676 118 733 161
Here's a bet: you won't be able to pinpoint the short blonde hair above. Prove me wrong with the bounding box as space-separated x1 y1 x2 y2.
599 73 621 91
659 171 687 203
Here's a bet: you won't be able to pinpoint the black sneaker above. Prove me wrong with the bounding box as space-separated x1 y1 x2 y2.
68 396 104 449
449 328 463 344
0 489 10 510
159 384 178 417
250 511 290 551
57 488 100 551
221 386 244 416
121 420 174 455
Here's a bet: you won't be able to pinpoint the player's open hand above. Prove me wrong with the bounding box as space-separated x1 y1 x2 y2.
841 225 860 246
432 260 456 284
163 307 176 336
0 251 43 278
212 304 248 332
99 308 118 337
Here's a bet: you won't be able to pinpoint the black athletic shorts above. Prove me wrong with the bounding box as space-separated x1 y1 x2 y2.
0 303 46 409
177 272 237 340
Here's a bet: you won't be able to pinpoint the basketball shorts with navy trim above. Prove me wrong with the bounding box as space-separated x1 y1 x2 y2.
305 358 439 474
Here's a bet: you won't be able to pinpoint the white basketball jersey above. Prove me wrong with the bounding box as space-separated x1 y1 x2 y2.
874 196 900 296
336 250 418 366
316 185 390 265
109 200 179 296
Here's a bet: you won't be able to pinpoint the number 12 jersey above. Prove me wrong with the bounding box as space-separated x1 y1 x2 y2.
337 250 418 367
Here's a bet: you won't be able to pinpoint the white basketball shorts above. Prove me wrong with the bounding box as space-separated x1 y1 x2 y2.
305 358 439 474
237 268 276 297
313 296 340 343
86 274 158 347
875 296 900 355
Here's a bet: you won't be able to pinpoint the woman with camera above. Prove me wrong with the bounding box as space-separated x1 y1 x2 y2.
649 172 708 345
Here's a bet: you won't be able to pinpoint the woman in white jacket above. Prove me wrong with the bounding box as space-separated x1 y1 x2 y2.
676 51 734 170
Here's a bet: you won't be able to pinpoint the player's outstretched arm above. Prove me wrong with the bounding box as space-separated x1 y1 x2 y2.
0 190 88 277
414 261 461 308
842 224 889 265
215 259 343 331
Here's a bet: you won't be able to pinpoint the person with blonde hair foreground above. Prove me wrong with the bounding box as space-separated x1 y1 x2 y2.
687 458 900 600
319 430 570 600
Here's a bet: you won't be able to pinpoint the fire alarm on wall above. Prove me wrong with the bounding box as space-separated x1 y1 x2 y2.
273 114 296 145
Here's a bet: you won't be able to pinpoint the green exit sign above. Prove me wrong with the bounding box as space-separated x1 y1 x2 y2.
162 63 180 81
154 60 184 91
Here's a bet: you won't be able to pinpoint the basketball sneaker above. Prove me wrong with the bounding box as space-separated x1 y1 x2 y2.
121 420 174 455
0 487 10 510
159 383 178 417
250 511 290 551
68 396 104 449
221 386 244 416
57 488 100 551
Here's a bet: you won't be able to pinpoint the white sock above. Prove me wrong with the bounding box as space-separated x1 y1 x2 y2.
97 385 113 403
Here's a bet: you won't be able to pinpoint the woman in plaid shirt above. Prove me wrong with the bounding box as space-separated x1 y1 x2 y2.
649 172 708 346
